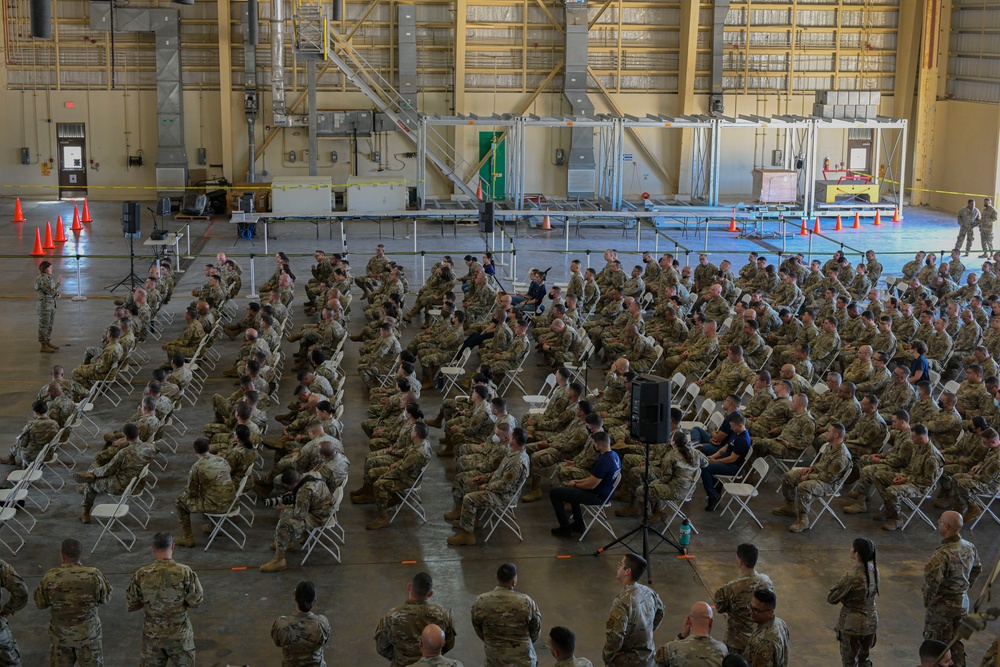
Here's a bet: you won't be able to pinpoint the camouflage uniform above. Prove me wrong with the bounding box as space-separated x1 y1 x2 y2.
744 385 775 420
375 599 457 667
527 421 590 488
877 381 916 421
456 448 529 532
845 410 889 457
875 444 944 517
701 358 754 401
34 562 113 667
373 440 432 510
644 449 708 510
271 610 331 666
747 396 792 439
175 454 236 519
926 407 963 451
125 557 204 667
471 586 542 667
956 204 982 253
745 616 790 667
814 397 862 446
603 582 664 667
10 415 59 467
83 440 156 510
274 476 332 551
953 446 1000 512
923 534 982 667
165 320 205 360
72 341 124 387
0 560 26 666
35 272 58 343
713 572 775 656
780 443 852 514
360 336 403 387
853 428 915 500
752 411 815 460
654 635 728 667
827 563 878 667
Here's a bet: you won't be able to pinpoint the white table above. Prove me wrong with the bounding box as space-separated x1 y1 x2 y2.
143 232 184 271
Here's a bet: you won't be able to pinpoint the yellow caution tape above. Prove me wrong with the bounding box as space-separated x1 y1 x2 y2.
0 180 425 191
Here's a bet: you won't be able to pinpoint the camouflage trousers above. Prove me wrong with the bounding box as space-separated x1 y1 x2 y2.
953 475 999 511
37 301 55 342
836 630 875 667
139 643 195 667
876 482 927 516
457 453 490 474
364 454 400 484
274 509 326 551
374 468 414 510
782 470 837 514
983 226 995 254
164 343 198 360
924 607 967 667
623 463 661 500
51 642 102 667
420 347 458 368
0 619 18 666
938 463 971 495
750 438 803 461
855 465 896 499
71 365 104 387
956 223 976 252
529 448 576 485
555 464 591 483
83 478 129 509
647 478 693 507
459 489 507 532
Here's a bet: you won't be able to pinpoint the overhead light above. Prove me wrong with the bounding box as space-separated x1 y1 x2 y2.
172 0 195 5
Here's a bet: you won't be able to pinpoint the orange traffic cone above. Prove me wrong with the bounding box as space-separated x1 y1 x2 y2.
72 206 81 228
813 216 822 234
11 198 25 223
852 212 861 229
728 210 738 232
81 199 92 223
874 210 882 226
43 221 55 249
476 181 483 200
799 218 809 236
541 215 552 230
834 214 843 231
70 211 83 232
55 218 67 242
892 207 903 223
30 228 44 256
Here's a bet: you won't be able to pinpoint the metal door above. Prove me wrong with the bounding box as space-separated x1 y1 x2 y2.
57 123 88 199
847 128 873 176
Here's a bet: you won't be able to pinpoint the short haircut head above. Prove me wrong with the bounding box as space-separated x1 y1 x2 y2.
152 531 173 551
736 542 759 568
753 588 777 610
496 562 517 584
548 626 576 654
192 438 210 455
411 572 433 597
61 538 83 561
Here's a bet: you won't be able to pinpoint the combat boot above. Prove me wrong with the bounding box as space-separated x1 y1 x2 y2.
74 471 97 483
79 507 91 524
426 412 444 428
175 515 196 548
443 506 462 521
350 481 373 500
351 485 376 505
436 443 455 458
964 502 983 524
260 550 287 573
788 513 810 533
366 509 391 530
843 500 868 514
934 495 955 509
613 486 631 502
447 530 476 546
520 481 542 503
41 341 57 353
286 332 303 342
881 513 904 531
771 501 797 517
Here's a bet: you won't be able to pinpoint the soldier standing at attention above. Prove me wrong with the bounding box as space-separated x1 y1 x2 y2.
713 543 774 657
471 563 542 667
923 511 982 667
0 555 27 665
603 554 664 667
271 581 330 667
981 197 998 258
826 537 879 667
36 260 62 353
744 589 790 667
34 538 112 667
654 601 728 666
955 198 981 256
126 532 204 667
375 572 457 667
411 625 465 667
546 627 593 667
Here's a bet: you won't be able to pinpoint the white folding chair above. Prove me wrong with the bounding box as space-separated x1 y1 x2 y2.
578 470 622 541
0 477 36 534
389 466 429 525
719 459 770 530
676 383 701 415
301 484 346 565
969 489 1000 531
802 445 851 530
656 469 702 534
203 473 252 551
496 352 530 396
0 505 25 556
522 374 557 411
483 477 528 543
898 465 945 531
90 476 140 552
130 465 155 528
563 338 595 386
440 348 473 397
5 442 56 513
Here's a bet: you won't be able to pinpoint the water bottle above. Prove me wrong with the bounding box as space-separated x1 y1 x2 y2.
679 518 691 554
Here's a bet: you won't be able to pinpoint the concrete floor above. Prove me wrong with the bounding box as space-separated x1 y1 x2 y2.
0 197 997 666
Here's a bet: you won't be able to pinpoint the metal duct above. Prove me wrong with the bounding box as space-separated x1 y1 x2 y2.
30 0 52 39
247 0 259 46
710 0 730 115
396 5 418 112
271 0 286 118
332 0 342 22
564 1 596 198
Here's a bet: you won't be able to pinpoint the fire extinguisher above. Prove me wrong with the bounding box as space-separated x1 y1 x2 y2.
824 157 830 171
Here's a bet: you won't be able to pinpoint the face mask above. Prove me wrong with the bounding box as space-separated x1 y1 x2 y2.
491 434 501 443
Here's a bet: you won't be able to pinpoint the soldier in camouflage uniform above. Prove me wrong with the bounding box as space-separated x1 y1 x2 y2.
375 572 457 667
617 431 707 519
447 428 530 546
36 260 62 352
412 624 465 666
980 197 998 257
174 438 236 548
663 320 719 379
826 537 879 667
749 393 814 462
713 543 774 657
521 406 596 502
745 589 790 667
367 423 432 530
866 424 944 531
747 379 792 439
1 399 59 468
471 563 542 667
604 553 664 667
271 581 330 667
951 427 1000 523
544 626 593 667
359 323 403 388
34 538 112 667
74 423 155 524
73 326 124 388
923 511 982 667
773 424 853 532
846 410 915 510
126 532 204 667
955 199 982 254
696 345 754 401
260 469 333 573
927 392 964 452
654 601 728 667
0 555 25 666
161 309 205 365
417 311 466 381
844 395 889 457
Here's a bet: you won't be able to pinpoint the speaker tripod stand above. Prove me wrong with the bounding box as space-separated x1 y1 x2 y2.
106 233 143 293
595 437 684 583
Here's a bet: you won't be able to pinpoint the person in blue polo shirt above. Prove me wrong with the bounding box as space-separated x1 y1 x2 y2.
549 430 621 537
702 413 752 511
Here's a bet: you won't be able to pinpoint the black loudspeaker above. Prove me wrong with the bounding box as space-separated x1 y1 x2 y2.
630 374 672 443
122 201 141 234
478 201 495 233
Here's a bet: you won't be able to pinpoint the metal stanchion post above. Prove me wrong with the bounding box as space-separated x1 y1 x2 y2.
248 253 259 298
654 230 659 254
781 215 786 254
413 218 417 254
636 218 641 252
511 248 517 280
586 249 591 270
263 222 269 255
183 222 194 260
71 255 87 302
340 219 346 253
684 249 690 267
420 251 426 285
808 232 813 263
704 218 709 252
565 215 570 253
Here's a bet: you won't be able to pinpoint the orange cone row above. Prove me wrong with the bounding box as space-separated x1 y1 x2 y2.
12 198 25 223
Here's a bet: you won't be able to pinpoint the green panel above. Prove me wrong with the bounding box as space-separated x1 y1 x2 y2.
478 131 506 201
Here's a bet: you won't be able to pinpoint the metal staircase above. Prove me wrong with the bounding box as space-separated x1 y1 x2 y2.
324 27 480 200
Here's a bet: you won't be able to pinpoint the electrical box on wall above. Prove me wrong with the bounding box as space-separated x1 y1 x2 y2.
772 149 784 167
197 148 207 165
20 148 30 165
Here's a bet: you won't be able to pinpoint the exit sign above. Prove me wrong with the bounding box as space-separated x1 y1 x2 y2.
64 101 74 108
